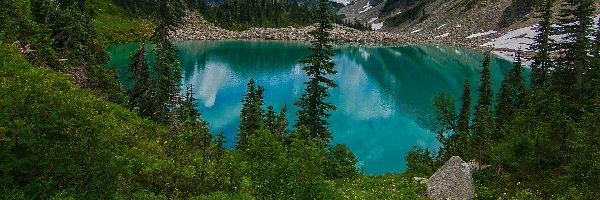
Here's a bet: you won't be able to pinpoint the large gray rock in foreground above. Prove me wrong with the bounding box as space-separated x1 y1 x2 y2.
426 156 475 200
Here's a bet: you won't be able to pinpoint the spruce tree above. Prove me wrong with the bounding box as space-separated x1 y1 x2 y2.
495 72 513 134
275 104 289 140
529 0 555 88
237 79 265 150
180 84 200 123
126 44 152 117
433 92 457 158
151 0 183 122
555 0 595 99
458 80 471 135
457 80 471 157
265 104 277 134
264 104 288 140
472 52 494 163
594 19 600 58
510 51 527 108
294 0 337 143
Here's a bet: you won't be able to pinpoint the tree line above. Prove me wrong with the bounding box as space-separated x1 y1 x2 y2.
112 0 361 198
0 0 372 198
417 0 600 198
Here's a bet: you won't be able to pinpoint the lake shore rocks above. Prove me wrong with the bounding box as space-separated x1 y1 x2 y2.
170 13 412 44
170 12 493 52
426 156 476 200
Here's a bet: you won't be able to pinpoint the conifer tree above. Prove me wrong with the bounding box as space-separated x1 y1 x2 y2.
586 19 600 101
472 52 494 163
495 72 513 134
180 84 200 123
127 44 152 117
294 0 337 143
456 80 471 157
237 79 265 150
510 51 527 108
530 0 555 88
275 104 289 140
151 0 183 122
264 104 288 140
265 104 277 133
457 80 471 135
594 19 600 58
432 92 457 158
555 0 595 99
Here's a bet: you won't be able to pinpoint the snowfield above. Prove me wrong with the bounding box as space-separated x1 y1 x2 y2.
359 2 372 14
330 0 354 6
483 15 600 51
410 29 422 34
466 30 497 39
372 22 384 30
434 33 450 38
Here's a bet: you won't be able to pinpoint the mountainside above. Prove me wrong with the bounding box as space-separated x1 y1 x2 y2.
339 0 526 35
338 0 600 56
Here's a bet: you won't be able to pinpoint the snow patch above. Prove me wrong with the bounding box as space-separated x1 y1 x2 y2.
368 17 378 23
434 33 450 38
359 2 372 14
436 24 447 30
492 51 533 67
372 22 384 30
482 26 536 50
466 30 497 39
483 15 600 51
329 0 353 6
411 29 422 34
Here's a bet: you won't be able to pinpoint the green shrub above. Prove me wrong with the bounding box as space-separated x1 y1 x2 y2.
325 144 360 180
405 146 435 177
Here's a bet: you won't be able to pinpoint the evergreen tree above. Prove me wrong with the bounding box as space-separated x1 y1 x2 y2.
529 0 555 88
126 44 153 117
433 93 457 141
237 79 265 150
555 0 595 100
264 104 288 140
496 72 514 133
594 19 600 57
265 104 277 134
294 0 337 143
496 51 527 130
151 0 183 122
432 92 457 158
458 80 471 133
275 104 289 140
472 52 494 163
456 80 471 157
181 84 200 123
510 51 527 108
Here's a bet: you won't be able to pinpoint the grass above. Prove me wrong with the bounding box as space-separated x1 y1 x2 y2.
334 174 428 199
92 0 154 44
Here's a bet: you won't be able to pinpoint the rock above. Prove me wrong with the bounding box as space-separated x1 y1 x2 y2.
426 156 475 200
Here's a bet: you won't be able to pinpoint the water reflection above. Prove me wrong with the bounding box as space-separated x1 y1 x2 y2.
106 41 516 175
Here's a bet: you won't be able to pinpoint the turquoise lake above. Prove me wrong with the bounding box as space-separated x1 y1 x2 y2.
106 40 515 175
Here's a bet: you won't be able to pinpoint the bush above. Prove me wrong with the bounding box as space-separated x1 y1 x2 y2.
405 146 435 177
325 144 360 180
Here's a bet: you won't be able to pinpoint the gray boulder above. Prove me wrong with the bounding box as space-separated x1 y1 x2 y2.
426 156 475 200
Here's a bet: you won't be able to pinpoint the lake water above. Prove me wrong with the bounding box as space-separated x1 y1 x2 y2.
106 40 515 175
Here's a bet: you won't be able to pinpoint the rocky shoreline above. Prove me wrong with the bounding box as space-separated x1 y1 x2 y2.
170 13 501 53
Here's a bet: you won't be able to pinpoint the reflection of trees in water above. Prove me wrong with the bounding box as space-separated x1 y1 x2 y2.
109 41 518 132
337 45 515 130
177 41 310 79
